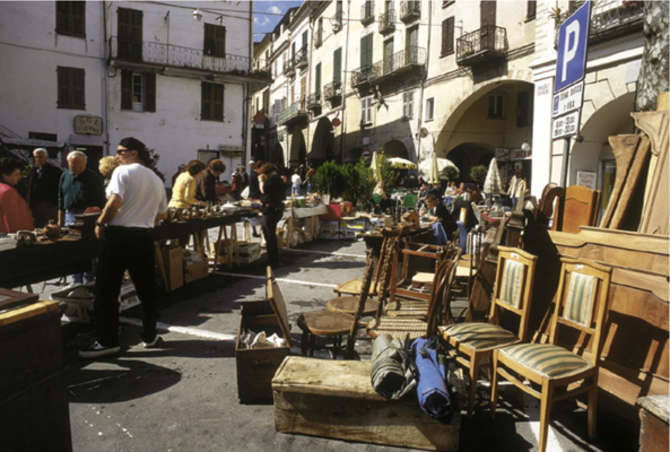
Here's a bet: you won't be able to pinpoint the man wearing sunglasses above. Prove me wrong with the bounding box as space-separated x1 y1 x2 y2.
80 137 167 359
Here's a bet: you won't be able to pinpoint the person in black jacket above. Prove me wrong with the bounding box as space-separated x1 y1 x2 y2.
258 162 284 268
422 191 457 245
28 148 62 227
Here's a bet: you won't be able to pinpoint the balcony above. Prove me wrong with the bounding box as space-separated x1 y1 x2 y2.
295 47 308 70
378 10 396 34
278 101 308 127
353 46 426 89
108 37 251 76
361 2 374 26
324 81 342 105
590 1 644 43
400 1 421 23
283 58 295 78
307 94 322 113
456 26 507 67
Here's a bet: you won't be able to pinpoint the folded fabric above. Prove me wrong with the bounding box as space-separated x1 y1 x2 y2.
411 337 453 421
370 334 416 400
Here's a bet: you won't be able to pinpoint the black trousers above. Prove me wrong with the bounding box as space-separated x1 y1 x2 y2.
261 210 282 267
95 226 157 346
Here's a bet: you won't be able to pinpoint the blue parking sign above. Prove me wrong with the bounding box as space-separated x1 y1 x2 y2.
554 1 591 93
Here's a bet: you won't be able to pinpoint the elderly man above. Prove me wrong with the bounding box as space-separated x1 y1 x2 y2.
58 150 105 285
79 137 167 358
28 148 61 227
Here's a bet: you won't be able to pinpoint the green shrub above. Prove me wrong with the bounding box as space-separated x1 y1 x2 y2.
379 155 399 189
341 158 375 205
313 160 346 197
442 165 459 182
469 165 487 185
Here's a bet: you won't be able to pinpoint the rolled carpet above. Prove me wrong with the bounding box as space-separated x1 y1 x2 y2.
370 334 416 400
411 337 453 421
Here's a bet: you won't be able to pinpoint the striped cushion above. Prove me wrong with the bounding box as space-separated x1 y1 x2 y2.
563 272 596 327
499 343 590 377
499 260 524 308
442 322 517 350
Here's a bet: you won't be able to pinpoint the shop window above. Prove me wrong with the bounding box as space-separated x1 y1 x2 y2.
403 91 414 119
57 66 85 110
204 23 226 57
121 70 156 112
201 82 224 121
425 97 435 121
56 1 85 38
488 94 504 120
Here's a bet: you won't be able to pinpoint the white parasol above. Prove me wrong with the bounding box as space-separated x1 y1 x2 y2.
419 157 459 181
483 158 504 195
388 157 418 169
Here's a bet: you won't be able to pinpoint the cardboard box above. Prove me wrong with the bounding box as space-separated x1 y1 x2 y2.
163 246 184 291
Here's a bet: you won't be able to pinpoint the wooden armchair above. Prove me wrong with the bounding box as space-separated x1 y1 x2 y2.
491 257 612 452
440 246 537 416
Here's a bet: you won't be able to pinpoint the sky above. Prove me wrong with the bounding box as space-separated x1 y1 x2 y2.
253 0 304 42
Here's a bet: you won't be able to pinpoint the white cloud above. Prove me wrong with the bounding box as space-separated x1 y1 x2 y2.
267 5 282 14
253 16 270 26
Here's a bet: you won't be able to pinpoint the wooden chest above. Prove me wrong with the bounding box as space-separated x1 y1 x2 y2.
235 267 291 403
272 356 460 451
0 300 72 451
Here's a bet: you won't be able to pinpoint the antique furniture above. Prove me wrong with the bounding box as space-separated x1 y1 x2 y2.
491 257 612 452
559 185 601 233
441 246 537 416
234 266 290 403
1 300 72 451
272 356 460 451
637 395 669 452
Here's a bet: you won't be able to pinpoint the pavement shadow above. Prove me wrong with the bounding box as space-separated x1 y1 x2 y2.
66 358 181 404
124 338 235 360
460 411 534 452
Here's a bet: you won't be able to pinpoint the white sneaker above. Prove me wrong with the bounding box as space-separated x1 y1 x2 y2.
142 336 161 348
79 341 120 359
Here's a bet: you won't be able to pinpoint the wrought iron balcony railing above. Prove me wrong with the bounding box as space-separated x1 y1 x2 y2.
361 2 374 25
378 10 396 34
109 37 250 74
307 93 322 112
591 1 644 40
351 64 379 88
324 81 342 101
283 58 295 77
456 25 507 66
400 1 421 22
352 47 425 88
295 47 308 69
278 101 307 125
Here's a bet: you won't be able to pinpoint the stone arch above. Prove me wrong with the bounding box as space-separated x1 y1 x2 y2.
382 139 409 159
446 142 495 182
308 117 334 165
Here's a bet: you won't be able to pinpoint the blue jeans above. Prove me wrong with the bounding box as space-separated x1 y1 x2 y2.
291 183 300 196
431 222 449 245
66 211 95 284
457 221 468 254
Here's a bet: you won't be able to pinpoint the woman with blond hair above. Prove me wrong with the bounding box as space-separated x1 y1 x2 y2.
98 155 120 187
168 160 207 208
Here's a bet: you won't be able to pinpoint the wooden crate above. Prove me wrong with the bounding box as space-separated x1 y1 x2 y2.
235 267 291 403
272 356 460 451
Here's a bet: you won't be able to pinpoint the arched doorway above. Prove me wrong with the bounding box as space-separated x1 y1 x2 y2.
288 130 306 168
308 117 334 166
570 92 636 219
447 143 494 182
383 139 408 159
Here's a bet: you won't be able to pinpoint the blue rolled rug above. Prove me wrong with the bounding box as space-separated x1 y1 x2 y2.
411 337 453 421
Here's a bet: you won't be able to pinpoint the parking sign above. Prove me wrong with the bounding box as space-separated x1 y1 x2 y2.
554 1 591 93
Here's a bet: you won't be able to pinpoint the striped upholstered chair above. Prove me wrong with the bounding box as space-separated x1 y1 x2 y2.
440 246 538 415
490 257 612 452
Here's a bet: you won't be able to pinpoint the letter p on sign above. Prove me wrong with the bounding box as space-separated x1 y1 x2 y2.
554 1 591 93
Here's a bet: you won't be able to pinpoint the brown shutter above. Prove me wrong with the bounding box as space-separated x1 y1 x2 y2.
204 23 214 55
56 2 67 34
201 82 209 119
214 84 223 121
74 2 85 36
57 67 66 108
480 1 496 28
441 17 454 56
121 70 132 110
74 68 85 108
527 1 537 19
144 72 156 112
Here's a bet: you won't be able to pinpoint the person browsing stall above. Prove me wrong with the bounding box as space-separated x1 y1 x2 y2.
422 191 457 245
28 148 61 227
199 158 226 203
0 157 34 233
79 137 167 359
258 163 284 268
169 160 207 208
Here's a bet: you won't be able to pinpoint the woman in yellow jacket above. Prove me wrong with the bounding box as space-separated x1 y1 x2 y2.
169 160 207 208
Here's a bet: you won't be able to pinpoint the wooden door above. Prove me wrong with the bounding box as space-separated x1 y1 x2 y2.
480 1 496 51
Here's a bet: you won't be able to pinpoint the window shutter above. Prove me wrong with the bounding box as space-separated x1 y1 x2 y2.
121 70 132 110
315 63 321 96
334 48 342 85
204 23 214 55
57 67 66 108
215 84 224 121
74 68 85 108
201 82 209 119
144 72 156 112
360 36 367 69
527 1 537 19
56 2 66 34
74 2 85 36
442 17 454 56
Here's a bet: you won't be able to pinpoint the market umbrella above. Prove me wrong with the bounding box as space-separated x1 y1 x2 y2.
483 158 504 195
419 157 458 181
388 157 418 170
370 151 382 181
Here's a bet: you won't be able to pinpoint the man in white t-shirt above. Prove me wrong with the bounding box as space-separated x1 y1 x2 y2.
290 171 301 196
80 137 167 359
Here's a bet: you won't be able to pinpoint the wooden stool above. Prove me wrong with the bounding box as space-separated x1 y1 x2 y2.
326 295 378 316
298 311 354 358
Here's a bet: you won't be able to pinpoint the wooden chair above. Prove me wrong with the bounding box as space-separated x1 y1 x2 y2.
440 246 537 416
366 257 452 341
559 185 601 233
332 235 392 298
490 257 612 452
